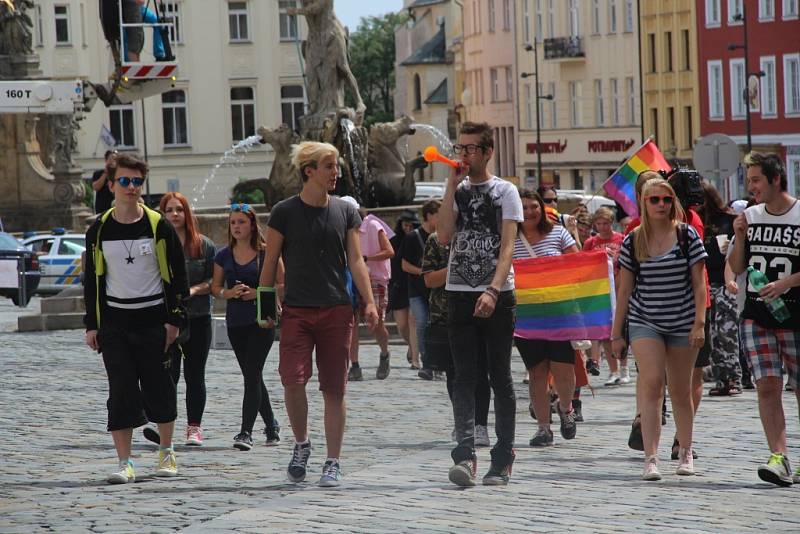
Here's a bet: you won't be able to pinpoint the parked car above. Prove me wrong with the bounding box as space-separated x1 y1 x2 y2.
0 232 40 306
22 230 85 294
413 182 447 203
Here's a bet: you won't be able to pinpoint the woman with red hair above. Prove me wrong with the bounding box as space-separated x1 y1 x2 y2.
160 193 217 446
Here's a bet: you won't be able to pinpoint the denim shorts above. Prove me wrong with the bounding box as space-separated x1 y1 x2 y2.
628 322 690 348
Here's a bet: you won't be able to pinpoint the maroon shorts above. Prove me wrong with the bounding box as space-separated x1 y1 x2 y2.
279 304 354 395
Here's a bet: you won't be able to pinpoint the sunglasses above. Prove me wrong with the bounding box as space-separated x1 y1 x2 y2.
543 198 558 204
115 176 145 187
230 203 252 213
646 195 674 205
453 144 486 155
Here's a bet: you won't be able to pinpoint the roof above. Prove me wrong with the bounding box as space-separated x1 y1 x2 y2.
424 78 448 104
408 0 448 7
400 26 448 66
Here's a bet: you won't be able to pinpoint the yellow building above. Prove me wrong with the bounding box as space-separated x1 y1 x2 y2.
640 0 701 164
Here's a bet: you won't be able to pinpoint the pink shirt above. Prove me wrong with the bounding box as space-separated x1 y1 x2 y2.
359 215 391 283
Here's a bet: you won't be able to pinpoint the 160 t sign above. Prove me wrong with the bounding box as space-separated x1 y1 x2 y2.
5 89 33 99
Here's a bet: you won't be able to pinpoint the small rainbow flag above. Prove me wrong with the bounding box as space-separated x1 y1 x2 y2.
514 250 615 341
602 139 671 218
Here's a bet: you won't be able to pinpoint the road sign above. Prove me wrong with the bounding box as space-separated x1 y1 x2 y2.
0 80 84 114
693 133 741 191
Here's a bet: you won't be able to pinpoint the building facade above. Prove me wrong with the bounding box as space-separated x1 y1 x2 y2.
640 0 702 166
515 0 641 193
395 0 462 182
696 0 800 196
31 0 307 208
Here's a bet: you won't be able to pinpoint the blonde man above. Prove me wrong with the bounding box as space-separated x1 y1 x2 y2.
260 141 377 488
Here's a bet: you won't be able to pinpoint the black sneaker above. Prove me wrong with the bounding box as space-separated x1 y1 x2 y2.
376 352 391 380
529 427 554 447
143 426 160 445
628 416 644 451
482 450 515 486
586 359 601 376
571 399 584 422
264 422 280 446
448 457 477 487
348 365 363 382
287 440 312 483
233 431 253 451
557 403 577 440
418 368 434 380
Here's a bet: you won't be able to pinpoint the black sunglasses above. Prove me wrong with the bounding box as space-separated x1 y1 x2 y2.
647 195 674 205
453 144 486 155
115 176 145 187
543 197 558 204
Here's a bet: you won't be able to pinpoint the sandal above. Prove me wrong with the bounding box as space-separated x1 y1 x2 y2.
671 438 698 460
728 381 743 395
708 382 730 396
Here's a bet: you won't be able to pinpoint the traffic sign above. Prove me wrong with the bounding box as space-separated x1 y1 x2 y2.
693 133 741 189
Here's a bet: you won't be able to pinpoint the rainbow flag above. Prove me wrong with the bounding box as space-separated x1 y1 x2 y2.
602 139 671 218
514 250 615 341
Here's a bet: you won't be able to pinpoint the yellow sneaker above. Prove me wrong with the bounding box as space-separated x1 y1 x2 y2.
108 460 135 484
155 448 178 477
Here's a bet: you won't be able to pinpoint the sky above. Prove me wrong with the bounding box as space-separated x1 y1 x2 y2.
335 0 404 31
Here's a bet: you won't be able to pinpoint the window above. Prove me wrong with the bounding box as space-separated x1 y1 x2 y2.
59 238 86 255
228 2 249 42
594 79 605 126
569 81 582 127
785 0 799 19
488 0 496 32
648 33 656 72
785 54 800 115
610 78 620 125
109 105 136 148
708 60 725 119
523 0 531 43
549 82 557 128
667 106 675 146
681 29 691 70
759 0 775 20
573 170 584 190
684 106 694 148
624 0 634 32
79 3 86 47
280 85 305 132
728 0 743 23
665 31 673 72
167 179 180 192
503 0 512 30
505 67 513 101
525 84 533 129
163 2 183 44
730 58 746 118
706 0 721 26
760 56 777 117
413 74 422 110
162 90 189 146
34 5 43 46
568 0 580 37
230 87 256 141
279 1 298 41
535 0 543 42
490 68 500 101
626 76 637 125
650 108 659 145
592 0 601 34
54 5 70 45
609 0 617 33
548 0 555 38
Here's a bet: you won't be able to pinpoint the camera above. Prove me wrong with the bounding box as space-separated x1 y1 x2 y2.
659 167 704 208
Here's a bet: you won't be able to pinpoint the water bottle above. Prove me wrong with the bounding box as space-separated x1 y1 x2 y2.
747 266 791 322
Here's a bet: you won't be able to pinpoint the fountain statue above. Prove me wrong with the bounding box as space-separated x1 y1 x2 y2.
368 115 417 206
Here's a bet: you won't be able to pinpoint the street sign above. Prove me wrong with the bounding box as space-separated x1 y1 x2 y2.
693 133 741 192
0 80 84 114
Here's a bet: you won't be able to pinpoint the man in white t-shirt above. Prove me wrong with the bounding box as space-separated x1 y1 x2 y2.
438 121 523 487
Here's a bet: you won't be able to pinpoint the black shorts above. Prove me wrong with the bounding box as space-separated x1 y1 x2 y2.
424 323 453 372
515 337 576 369
386 280 409 311
100 320 177 431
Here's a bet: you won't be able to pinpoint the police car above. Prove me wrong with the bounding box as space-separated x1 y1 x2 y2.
22 229 85 294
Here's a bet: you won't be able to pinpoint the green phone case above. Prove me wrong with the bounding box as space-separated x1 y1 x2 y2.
256 286 278 327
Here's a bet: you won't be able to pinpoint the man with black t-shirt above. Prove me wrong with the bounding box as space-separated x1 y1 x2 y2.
91 150 116 214
84 153 189 484
731 152 800 487
402 200 439 380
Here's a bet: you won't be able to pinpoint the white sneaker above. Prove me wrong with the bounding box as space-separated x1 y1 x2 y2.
618 368 631 384
475 425 490 447
605 373 621 386
676 447 695 476
642 455 661 481
107 460 135 484
154 448 178 477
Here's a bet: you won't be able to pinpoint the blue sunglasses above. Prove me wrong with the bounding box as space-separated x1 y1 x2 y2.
231 203 252 213
115 176 145 187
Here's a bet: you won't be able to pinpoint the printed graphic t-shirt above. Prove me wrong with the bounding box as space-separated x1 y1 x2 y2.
742 201 800 330
446 176 523 292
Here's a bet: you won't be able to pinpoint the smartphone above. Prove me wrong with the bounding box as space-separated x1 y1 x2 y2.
257 286 278 327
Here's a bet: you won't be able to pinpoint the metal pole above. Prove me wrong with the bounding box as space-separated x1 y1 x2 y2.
742 3 752 153
637 0 644 143
534 40 543 183
141 99 151 203
17 256 26 308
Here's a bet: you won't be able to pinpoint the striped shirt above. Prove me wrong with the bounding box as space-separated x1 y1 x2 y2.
513 226 575 259
618 226 707 334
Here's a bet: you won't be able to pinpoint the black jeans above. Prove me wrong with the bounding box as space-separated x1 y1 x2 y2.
228 323 276 434
448 290 516 466
171 315 212 426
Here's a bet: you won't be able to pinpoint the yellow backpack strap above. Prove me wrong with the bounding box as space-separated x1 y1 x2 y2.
93 208 115 328
143 205 172 284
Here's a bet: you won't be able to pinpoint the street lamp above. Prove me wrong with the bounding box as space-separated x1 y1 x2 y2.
521 41 553 185
728 5 763 154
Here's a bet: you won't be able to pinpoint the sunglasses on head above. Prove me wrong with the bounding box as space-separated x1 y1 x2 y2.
647 195 674 205
230 203 252 213
115 176 145 187
543 197 558 204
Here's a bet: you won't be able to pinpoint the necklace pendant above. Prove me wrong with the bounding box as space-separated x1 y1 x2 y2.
125 255 135 264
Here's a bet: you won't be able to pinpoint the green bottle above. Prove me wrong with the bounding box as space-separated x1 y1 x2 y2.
747 266 791 322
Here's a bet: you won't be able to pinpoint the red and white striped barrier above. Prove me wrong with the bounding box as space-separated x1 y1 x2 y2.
120 63 178 80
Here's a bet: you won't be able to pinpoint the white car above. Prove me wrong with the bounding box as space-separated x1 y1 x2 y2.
414 182 447 203
22 231 85 294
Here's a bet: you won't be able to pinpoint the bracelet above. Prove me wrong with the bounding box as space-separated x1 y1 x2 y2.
483 287 499 301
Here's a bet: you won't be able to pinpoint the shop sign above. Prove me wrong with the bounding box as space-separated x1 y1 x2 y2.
526 140 568 154
587 139 636 152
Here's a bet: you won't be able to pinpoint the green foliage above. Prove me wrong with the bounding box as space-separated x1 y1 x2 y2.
83 179 93 209
230 178 264 205
346 12 409 128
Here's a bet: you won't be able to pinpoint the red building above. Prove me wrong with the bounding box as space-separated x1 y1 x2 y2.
696 0 800 195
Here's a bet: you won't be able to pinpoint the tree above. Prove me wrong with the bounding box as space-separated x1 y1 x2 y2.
346 12 408 128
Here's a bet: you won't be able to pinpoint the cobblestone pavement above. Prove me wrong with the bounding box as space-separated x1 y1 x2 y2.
2 298 800 533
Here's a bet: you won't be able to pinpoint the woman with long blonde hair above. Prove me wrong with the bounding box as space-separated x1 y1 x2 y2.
611 178 707 480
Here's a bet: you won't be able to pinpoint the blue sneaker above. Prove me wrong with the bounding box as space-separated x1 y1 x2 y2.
287 440 311 483
319 460 342 487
